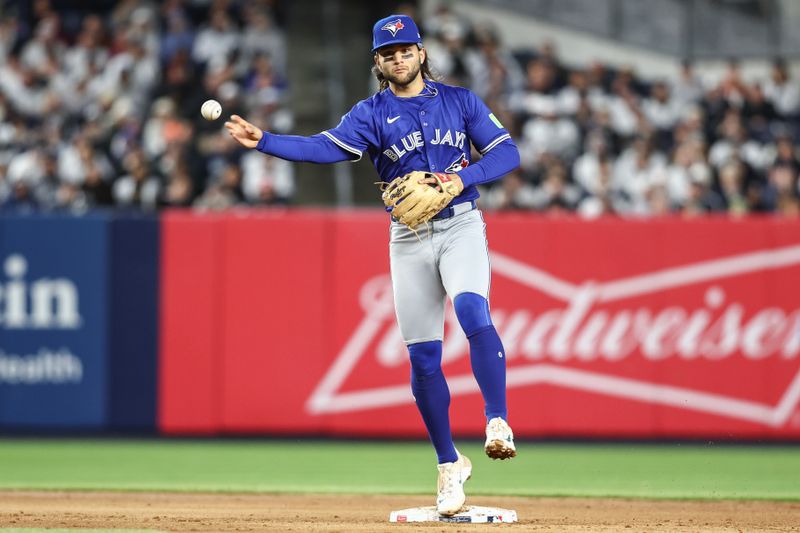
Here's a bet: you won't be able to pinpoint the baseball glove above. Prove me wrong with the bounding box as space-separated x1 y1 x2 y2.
381 171 461 229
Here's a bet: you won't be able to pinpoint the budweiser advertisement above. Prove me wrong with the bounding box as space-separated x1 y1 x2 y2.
159 211 800 439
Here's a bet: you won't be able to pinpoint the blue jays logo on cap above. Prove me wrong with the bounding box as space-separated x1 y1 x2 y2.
372 14 422 52
381 19 405 36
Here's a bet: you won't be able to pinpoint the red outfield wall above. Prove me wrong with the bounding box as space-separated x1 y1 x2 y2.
159 210 800 439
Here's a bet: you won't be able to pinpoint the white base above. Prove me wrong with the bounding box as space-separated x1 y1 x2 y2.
389 505 517 523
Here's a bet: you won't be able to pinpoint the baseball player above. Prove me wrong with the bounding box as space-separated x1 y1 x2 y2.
225 14 519 516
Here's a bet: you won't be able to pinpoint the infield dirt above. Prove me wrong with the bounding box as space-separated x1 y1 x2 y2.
1 490 798 532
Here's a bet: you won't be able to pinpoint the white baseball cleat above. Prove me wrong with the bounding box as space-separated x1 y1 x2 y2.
484 417 517 460
436 451 472 516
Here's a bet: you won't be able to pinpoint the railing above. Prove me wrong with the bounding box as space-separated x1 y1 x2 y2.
466 0 795 58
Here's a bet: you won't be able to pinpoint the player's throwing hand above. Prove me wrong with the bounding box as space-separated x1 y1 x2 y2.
224 115 263 148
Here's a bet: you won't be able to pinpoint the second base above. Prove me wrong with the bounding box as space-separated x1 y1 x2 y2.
389 505 517 523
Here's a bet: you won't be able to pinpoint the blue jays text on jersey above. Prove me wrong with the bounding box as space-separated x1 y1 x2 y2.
383 127 468 163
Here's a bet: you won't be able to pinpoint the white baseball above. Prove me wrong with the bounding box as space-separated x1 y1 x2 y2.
201 99 222 121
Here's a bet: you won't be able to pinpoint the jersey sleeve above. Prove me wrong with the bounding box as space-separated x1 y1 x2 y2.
321 100 378 161
462 89 513 155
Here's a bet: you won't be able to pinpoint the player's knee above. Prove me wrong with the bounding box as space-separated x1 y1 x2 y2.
408 340 442 378
453 292 493 337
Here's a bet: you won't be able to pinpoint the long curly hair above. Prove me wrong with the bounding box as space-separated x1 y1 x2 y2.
371 47 437 92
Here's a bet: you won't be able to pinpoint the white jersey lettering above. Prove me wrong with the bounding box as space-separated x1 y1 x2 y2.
386 129 466 162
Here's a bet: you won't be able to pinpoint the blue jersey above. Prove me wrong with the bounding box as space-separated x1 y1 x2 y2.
320 81 515 205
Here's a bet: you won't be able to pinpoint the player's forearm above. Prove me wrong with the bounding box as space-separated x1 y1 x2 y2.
256 132 353 163
457 140 520 188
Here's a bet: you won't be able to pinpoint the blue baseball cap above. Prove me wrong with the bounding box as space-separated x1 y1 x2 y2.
372 14 423 52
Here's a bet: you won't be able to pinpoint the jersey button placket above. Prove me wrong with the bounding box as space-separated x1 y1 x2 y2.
420 111 433 170
418 109 435 172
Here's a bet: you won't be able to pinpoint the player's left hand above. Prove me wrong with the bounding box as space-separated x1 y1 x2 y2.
418 173 464 194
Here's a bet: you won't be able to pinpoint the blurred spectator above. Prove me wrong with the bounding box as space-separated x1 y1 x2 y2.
239 5 287 77
671 60 704 106
143 96 187 160
160 8 194 65
241 151 294 205
479 171 537 210
576 158 619 218
771 133 800 172
708 110 770 171
463 23 524 102
62 15 109 88
556 69 590 116
424 3 470 48
529 162 582 211
717 160 750 215
642 81 679 151
764 59 800 118
192 9 239 75
761 164 800 213
645 183 672 216
664 139 710 207
112 150 161 210
572 130 611 196
160 166 195 207
512 57 559 116
82 162 114 207
423 14 470 87
519 98 579 170
194 161 245 210
719 58 749 108
160 49 199 115
20 15 64 78
58 135 114 185
612 135 667 215
742 83 777 141
643 81 679 132
682 167 724 216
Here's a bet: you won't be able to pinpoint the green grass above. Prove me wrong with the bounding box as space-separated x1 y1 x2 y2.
0 439 798 500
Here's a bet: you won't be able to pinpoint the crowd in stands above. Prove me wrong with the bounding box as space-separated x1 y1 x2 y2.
422 5 800 217
0 0 293 213
2 1 799 217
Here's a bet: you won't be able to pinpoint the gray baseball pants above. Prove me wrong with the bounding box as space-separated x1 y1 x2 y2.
389 208 491 344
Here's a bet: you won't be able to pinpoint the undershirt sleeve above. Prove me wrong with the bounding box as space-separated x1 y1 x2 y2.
456 139 520 187
255 132 356 163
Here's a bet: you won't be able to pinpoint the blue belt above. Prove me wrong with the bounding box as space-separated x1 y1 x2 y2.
391 200 476 223
392 200 477 222
432 200 477 220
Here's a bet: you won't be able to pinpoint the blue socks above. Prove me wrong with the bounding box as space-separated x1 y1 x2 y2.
408 340 458 464
465 325 508 420
407 293 507 464
454 292 508 421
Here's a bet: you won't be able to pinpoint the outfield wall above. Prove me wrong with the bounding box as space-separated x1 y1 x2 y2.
0 213 159 430
2 211 800 439
158 211 800 439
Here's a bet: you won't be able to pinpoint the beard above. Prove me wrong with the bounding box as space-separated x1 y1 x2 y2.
383 61 421 87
